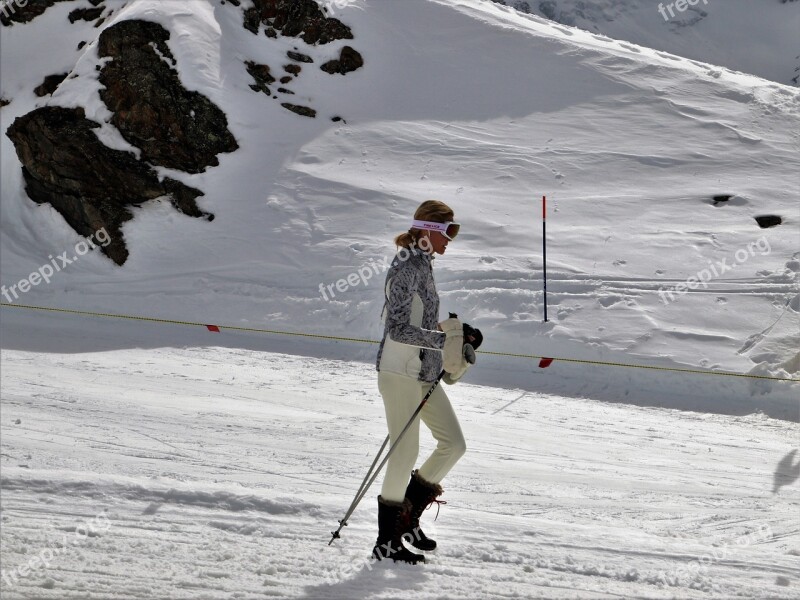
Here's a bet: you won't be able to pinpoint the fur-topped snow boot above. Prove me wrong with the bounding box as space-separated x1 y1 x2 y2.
402 470 444 551
372 496 425 564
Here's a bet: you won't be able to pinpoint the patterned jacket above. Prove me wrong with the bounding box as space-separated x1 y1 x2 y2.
376 246 446 382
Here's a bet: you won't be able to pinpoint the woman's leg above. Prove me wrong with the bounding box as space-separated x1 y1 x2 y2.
378 372 422 502
416 383 466 484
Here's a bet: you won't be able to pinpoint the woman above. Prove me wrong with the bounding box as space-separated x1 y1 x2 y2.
373 200 474 564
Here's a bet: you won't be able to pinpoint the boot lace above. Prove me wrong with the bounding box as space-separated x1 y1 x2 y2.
426 498 447 520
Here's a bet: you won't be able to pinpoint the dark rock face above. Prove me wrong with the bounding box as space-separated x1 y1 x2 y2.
281 103 316 118
320 46 363 75
287 50 313 63
6 107 210 265
755 215 782 228
6 18 238 266
284 63 302 76
239 2 361 117
0 0 69 26
97 20 238 174
34 73 69 97
68 7 104 23
246 61 275 95
243 0 353 44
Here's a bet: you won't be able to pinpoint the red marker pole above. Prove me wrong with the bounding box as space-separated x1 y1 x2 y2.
542 195 548 322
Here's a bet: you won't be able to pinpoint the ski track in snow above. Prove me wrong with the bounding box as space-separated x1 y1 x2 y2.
1 346 798 599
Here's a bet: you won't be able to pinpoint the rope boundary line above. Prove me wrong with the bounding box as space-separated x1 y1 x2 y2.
1 302 797 383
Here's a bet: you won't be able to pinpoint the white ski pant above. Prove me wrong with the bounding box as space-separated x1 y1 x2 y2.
378 371 466 502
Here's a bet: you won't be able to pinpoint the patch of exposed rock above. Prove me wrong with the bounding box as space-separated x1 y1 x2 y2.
281 103 316 118
98 20 238 174
6 107 210 265
243 0 353 43
320 46 363 75
246 61 276 95
34 73 69 97
68 6 104 23
0 0 70 26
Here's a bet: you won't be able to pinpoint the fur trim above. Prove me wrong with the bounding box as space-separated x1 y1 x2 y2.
411 469 443 497
378 495 413 511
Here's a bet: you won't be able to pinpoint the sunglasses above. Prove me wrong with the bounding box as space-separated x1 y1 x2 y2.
411 220 461 241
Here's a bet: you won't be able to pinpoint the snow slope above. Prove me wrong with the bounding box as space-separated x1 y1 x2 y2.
492 0 800 87
1 316 798 599
1 0 798 419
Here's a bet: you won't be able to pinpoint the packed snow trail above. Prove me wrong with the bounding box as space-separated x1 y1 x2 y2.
2 0 798 402
1 330 797 599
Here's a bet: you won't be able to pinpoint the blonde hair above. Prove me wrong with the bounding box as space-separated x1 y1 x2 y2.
394 200 455 248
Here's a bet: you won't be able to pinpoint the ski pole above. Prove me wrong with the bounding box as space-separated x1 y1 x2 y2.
349 432 391 518
328 370 446 545
346 370 445 514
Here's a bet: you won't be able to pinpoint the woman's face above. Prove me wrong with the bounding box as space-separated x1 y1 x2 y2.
420 230 449 255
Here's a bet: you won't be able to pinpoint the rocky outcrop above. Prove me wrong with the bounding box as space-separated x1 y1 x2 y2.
320 46 363 75
284 63 302 76
34 73 69 97
97 20 238 174
287 50 313 63
0 0 69 26
6 106 210 265
755 215 782 229
68 6 104 23
281 103 316 118
239 3 362 117
6 18 239 266
242 0 353 44
246 61 276 95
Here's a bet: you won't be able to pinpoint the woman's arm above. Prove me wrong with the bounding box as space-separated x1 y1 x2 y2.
384 267 446 350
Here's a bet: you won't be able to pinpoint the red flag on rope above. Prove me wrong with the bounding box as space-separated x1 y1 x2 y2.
538 357 553 368
206 325 220 333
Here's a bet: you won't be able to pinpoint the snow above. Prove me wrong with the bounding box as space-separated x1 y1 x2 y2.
1 315 798 599
1 0 798 404
1 0 799 596
491 0 800 87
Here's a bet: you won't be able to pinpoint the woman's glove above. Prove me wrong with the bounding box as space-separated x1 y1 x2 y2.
443 343 476 385
463 323 483 350
439 315 464 374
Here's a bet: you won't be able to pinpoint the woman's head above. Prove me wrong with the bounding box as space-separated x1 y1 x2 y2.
395 200 457 255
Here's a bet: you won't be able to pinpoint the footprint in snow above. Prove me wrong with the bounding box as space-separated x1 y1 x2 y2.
599 296 623 308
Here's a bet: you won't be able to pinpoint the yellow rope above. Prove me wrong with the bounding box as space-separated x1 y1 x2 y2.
0 302 379 345
479 349 799 381
1 302 797 382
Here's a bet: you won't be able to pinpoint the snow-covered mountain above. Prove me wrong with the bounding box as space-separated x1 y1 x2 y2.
492 0 800 86
2 0 797 417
